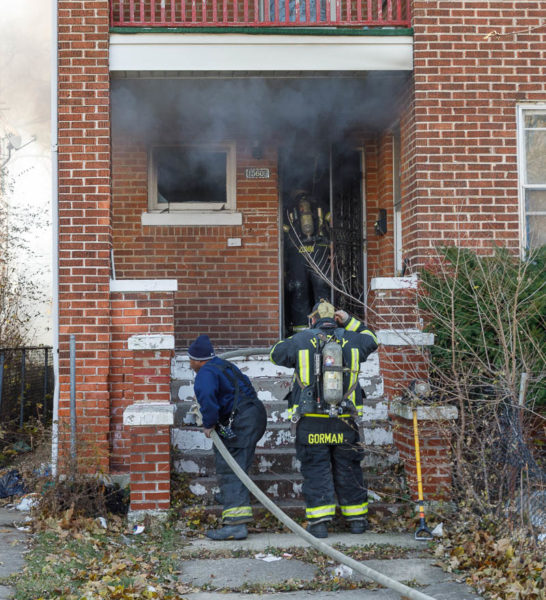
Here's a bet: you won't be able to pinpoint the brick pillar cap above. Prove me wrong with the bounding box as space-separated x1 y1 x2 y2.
123 402 175 426
390 401 458 421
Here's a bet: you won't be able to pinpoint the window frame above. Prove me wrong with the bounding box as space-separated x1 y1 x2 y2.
392 126 403 275
516 104 546 254
147 142 237 212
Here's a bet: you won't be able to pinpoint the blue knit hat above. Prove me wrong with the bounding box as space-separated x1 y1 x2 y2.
188 334 215 361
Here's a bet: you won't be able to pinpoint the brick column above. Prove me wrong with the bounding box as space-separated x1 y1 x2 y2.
57 0 111 472
123 335 175 521
390 402 458 501
369 276 433 402
109 280 177 473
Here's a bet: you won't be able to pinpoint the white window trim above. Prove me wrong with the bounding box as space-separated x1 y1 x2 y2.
516 103 546 254
148 142 237 212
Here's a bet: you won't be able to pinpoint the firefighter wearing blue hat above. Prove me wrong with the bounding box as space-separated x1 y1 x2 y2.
269 301 378 538
189 334 267 541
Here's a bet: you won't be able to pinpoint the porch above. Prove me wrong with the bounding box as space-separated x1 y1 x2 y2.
110 0 411 29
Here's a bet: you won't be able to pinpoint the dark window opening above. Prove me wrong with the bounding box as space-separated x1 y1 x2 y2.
153 147 228 205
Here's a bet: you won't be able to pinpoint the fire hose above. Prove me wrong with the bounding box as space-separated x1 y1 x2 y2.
209 348 438 600
211 431 437 600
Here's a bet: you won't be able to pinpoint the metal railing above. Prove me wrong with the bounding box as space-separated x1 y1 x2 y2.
0 347 54 428
110 0 411 28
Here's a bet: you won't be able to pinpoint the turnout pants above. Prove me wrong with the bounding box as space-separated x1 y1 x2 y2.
295 416 368 524
213 397 267 524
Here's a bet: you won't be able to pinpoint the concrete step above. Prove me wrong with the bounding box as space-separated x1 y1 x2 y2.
171 352 383 405
178 500 407 522
173 446 401 477
182 472 405 505
174 447 300 476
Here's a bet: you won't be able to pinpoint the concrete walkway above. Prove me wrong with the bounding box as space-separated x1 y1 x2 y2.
178 531 483 600
0 506 483 600
0 506 31 600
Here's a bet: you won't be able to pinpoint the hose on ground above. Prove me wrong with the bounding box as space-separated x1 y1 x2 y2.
211 430 438 600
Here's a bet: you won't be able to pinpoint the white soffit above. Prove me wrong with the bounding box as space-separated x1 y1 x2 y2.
110 33 413 72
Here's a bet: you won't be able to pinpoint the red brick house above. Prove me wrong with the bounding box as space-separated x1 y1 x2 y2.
53 1 546 516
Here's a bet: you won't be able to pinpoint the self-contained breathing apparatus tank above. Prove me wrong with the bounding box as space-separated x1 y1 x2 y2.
297 195 314 240
322 340 344 405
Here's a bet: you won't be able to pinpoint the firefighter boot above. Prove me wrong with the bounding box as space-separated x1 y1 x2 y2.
307 521 329 538
206 524 248 541
349 519 368 534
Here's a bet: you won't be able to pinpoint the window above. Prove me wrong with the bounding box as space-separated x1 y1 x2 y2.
392 126 403 274
518 106 546 252
148 143 236 212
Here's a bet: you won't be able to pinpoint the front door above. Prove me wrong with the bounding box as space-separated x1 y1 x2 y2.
279 142 365 335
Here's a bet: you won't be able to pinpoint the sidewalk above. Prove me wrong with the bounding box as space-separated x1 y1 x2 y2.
177 531 483 600
0 506 31 600
0 506 484 600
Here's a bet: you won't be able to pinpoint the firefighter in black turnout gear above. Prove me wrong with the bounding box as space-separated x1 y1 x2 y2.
270 300 378 538
189 334 267 541
283 189 331 333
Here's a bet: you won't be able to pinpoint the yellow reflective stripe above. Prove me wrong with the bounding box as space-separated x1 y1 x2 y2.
302 413 353 418
269 340 283 364
346 317 361 332
361 329 378 345
222 506 252 519
306 504 336 519
298 349 310 386
347 348 359 403
287 405 298 418
340 502 368 517
293 325 307 332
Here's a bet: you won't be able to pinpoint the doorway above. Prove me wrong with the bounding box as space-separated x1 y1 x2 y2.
279 142 365 336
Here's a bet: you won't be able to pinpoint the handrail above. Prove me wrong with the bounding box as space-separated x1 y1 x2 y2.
110 0 411 28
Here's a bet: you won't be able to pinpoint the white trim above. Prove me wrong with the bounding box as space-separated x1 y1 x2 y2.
110 33 413 72
110 279 178 292
371 274 417 291
390 401 458 422
142 211 243 226
123 402 175 426
377 329 434 346
128 334 176 351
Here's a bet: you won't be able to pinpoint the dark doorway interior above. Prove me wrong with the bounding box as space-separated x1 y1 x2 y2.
279 142 364 336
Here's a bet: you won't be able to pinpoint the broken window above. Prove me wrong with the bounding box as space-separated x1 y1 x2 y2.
148 144 236 211
518 107 546 252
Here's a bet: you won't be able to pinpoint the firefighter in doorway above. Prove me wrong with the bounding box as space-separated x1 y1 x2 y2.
269 300 378 538
189 334 267 541
283 189 331 333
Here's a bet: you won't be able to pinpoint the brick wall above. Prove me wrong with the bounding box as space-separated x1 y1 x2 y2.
57 0 111 471
406 0 546 265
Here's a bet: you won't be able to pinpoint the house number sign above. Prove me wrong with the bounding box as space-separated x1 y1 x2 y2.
245 168 270 179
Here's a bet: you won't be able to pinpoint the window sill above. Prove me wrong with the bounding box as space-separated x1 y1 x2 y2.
142 211 242 226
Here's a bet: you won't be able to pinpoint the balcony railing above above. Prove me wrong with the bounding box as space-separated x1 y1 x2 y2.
110 0 411 28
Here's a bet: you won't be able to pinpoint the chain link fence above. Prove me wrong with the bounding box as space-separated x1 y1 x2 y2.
0 346 54 429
